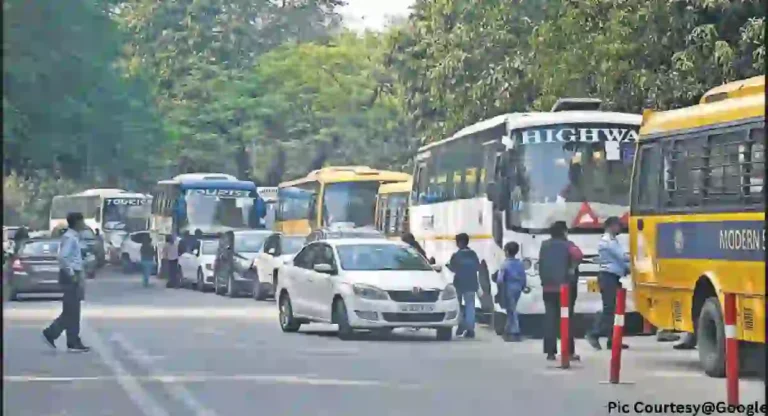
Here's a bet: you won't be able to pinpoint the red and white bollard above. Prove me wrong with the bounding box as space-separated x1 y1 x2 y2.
724 293 739 405
558 284 570 369
601 287 634 385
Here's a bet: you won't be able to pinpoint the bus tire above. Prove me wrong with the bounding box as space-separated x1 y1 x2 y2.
478 262 494 312
697 297 726 378
493 311 506 336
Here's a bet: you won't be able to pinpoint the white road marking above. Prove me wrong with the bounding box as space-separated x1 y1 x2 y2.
110 333 219 416
79 322 170 416
4 307 277 320
4 374 421 388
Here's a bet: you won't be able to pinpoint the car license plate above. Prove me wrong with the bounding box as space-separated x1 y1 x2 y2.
399 304 435 313
587 278 600 293
35 266 59 273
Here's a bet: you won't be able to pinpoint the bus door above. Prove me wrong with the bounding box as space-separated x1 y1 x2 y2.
483 140 505 250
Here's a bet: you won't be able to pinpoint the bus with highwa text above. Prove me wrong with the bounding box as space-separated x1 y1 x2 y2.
630 76 765 377
410 99 642 334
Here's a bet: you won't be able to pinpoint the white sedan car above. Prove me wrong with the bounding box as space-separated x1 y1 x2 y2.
179 239 218 291
276 239 459 340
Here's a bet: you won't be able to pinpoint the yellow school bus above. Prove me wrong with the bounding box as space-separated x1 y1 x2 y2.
630 76 765 377
275 166 411 235
374 180 412 240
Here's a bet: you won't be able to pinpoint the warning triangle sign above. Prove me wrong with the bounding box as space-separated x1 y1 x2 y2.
571 202 601 228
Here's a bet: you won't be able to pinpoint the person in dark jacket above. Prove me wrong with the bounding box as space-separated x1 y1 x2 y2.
12 226 29 255
447 233 480 338
538 221 577 361
139 235 154 288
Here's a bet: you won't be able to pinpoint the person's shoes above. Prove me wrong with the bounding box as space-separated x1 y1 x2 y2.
586 335 602 351
67 343 91 353
607 343 629 350
464 331 476 339
456 328 466 337
546 353 557 361
41 330 56 349
672 342 696 350
504 334 523 342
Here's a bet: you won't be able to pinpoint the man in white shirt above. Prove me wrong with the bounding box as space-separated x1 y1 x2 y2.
164 235 180 288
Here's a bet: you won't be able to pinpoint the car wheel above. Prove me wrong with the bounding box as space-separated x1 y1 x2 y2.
226 275 236 298
334 299 354 340
436 327 453 341
252 271 267 301
197 269 206 292
279 293 301 333
698 297 726 378
214 275 224 295
121 255 132 274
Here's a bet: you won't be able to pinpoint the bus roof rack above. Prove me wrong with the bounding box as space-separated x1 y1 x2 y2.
551 98 602 112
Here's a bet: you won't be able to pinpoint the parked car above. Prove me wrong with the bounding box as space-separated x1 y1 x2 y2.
6 238 97 301
276 239 459 340
52 226 105 269
214 230 272 297
119 231 157 274
178 239 218 291
251 233 306 300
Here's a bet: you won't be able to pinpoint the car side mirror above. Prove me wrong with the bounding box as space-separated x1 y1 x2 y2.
432 264 442 272
313 263 334 274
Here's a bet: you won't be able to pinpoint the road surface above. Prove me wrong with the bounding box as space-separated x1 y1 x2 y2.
4 267 765 416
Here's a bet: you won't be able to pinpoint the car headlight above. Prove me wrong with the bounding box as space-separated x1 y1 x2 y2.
352 284 389 300
441 284 457 300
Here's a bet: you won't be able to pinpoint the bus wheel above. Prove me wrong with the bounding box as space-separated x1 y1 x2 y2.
493 311 506 336
697 297 726 378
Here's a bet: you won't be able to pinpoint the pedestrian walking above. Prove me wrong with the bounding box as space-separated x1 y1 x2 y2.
42 212 90 352
496 242 526 342
586 216 630 351
163 235 180 288
139 235 154 287
446 233 480 338
538 221 577 361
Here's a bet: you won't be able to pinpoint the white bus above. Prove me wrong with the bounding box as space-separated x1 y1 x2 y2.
50 189 152 234
409 99 642 334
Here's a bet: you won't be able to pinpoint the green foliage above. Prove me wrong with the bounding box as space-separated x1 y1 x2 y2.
3 0 166 185
390 0 766 142
3 172 81 229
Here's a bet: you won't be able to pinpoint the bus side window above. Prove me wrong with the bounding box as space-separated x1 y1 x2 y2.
632 143 662 211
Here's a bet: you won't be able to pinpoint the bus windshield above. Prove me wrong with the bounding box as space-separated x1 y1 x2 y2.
178 189 258 233
322 181 380 227
504 123 639 231
102 198 151 232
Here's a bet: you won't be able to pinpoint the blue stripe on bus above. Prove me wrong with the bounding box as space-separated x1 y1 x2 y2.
656 220 765 262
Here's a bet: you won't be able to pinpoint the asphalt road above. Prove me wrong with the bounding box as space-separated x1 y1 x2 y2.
3 267 765 416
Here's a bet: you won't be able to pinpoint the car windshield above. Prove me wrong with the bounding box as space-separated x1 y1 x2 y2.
504 123 639 232
322 181 380 228
336 244 433 271
178 189 260 233
102 198 151 232
21 241 60 256
282 237 305 255
201 241 218 255
234 233 268 253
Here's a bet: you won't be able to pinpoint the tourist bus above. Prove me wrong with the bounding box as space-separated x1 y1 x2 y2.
150 173 266 270
374 180 412 240
410 99 642 334
275 166 411 236
50 189 152 235
630 76 765 377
